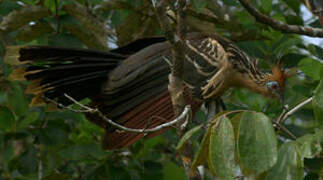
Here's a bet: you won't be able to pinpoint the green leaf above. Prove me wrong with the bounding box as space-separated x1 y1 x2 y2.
18 111 39 130
0 141 14 169
44 0 60 13
192 125 212 170
17 146 38 175
313 80 323 129
283 0 300 14
191 0 207 13
208 117 236 180
59 144 105 161
238 112 277 175
0 106 15 132
298 58 323 81
176 125 202 151
296 134 322 159
43 173 71 180
231 113 243 140
163 162 186 180
8 84 28 117
266 142 304 180
261 0 272 14
192 111 230 170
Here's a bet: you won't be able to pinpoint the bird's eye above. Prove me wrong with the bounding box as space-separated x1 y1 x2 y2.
266 81 280 90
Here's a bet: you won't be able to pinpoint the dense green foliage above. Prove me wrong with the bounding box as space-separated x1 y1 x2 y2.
0 0 322 179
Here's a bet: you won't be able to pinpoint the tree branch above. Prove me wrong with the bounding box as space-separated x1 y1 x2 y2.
238 0 323 37
44 94 192 133
43 94 192 133
277 97 313 124
273 97 313 140
153 1 201 179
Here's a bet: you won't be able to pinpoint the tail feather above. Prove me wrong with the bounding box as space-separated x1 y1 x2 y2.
5 46 124 106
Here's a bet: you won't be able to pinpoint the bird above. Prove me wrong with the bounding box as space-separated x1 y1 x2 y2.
5 32 289 149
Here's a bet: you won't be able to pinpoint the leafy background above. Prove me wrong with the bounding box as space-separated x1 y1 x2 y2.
0 0 322 179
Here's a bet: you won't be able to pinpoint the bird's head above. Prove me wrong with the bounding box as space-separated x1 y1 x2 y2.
263 65 290 103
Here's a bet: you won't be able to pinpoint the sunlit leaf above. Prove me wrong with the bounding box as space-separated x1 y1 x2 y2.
238 112 277 175
208 116 235 180
266 142 304 180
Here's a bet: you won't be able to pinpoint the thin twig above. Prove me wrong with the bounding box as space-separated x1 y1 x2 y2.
94 107 191 133
238 0 323 37
282 97 313 121
272 121 297 140
277 97 313 124
44 94 191 134
273 97 313 140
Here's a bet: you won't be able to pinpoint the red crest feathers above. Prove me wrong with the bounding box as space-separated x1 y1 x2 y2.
271 65 287 91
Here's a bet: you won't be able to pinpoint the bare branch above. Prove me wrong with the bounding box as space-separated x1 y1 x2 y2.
273 122 297 140
153 1 202 179
238 0 323 37
273 97 313 140
44 94 191 133
277 97 313 124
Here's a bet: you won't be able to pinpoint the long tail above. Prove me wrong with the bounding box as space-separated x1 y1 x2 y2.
5 37 202 150
5 46 125 106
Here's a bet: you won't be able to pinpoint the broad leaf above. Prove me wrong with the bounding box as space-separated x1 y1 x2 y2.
18 111 39 130
192 111 229 169
208 116 235 180
313 80 323 128
261 0 272 14
176 125 202 151
192 125 212 170
266 142 304 180
0 106 15 132
296 134 322 159
8 83 28 117
163 162 186 180
238 112 277 175
298 58 323 81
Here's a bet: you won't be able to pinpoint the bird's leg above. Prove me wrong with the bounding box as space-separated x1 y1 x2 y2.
205 98 226 123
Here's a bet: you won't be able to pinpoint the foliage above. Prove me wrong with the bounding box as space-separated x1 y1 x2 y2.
0 0 322 179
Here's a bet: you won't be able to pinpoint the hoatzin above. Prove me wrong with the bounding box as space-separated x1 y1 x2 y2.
5 33 288 149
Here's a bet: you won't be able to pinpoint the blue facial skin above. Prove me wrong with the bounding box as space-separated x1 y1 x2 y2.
266 81 280 91
266 81 283 104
